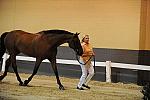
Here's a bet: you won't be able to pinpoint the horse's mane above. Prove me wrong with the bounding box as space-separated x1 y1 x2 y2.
42 30 73 35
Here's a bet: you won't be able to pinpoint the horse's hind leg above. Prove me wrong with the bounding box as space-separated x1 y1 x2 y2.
24 58 42 86
0 57 11 80
11 54 23 86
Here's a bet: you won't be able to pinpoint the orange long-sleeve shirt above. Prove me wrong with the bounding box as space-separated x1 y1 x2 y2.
80 42 94 65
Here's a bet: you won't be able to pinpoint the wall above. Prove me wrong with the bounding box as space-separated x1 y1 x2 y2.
1 0 150 85
0 0 141 50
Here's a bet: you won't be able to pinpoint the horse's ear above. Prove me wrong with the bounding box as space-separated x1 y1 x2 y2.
75 32 80 35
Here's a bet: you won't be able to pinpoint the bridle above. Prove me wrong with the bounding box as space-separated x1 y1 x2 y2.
71 36 96 72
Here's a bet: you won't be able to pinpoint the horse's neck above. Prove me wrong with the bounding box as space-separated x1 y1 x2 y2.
47 34 72 47
57 34 72 45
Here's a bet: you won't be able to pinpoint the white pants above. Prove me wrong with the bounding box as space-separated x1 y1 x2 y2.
77 60 95 88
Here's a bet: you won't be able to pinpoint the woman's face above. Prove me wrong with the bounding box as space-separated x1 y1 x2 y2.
83 35 89 43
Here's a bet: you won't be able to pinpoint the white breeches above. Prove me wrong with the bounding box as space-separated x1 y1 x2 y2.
77 60 95 88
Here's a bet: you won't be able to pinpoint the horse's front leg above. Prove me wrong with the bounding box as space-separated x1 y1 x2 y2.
48 58 65 90
11 55 23 86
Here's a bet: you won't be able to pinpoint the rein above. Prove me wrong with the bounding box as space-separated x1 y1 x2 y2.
75 54 92 65
75 54 96 73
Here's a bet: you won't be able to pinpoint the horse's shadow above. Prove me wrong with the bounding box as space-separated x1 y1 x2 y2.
0 81 81 91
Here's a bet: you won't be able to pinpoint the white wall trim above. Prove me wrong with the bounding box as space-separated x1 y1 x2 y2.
2 53 150 71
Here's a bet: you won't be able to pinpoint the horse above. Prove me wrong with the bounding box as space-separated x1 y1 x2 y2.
0 29 83 90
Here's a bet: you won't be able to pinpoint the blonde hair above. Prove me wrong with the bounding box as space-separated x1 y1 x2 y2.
81 34 89 42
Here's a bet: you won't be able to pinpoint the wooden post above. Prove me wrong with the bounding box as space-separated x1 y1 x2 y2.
106 61 111 82
1 53 9 72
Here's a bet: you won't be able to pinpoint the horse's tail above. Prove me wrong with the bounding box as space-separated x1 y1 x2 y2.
0 32 8 60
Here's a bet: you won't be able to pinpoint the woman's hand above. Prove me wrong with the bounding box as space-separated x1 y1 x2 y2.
81 53 89 57
82 52 95 57
88 51 95 56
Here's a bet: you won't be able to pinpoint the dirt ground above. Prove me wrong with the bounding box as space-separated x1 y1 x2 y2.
0 72 143 100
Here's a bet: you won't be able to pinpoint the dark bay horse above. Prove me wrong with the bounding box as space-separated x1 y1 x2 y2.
0 29 83 90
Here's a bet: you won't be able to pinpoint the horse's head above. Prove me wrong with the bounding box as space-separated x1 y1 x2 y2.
68 33 83 56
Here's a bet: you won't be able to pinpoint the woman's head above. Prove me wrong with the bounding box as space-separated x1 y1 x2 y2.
82 35 89 43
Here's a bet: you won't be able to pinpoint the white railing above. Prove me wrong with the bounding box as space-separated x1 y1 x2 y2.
1 53 150 82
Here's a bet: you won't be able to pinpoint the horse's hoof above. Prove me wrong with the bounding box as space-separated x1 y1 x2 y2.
59 86 65 90
19 82 24 86
0 76 4 81
23 80 29 86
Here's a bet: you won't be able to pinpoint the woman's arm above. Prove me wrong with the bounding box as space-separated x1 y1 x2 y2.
81 43 95 57
82 51 95 57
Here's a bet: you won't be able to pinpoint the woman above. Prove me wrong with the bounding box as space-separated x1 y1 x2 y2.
77 34 95 90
